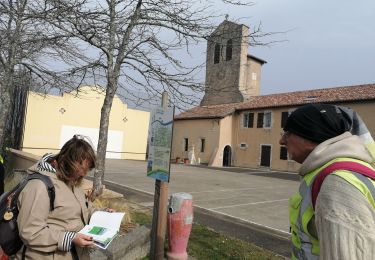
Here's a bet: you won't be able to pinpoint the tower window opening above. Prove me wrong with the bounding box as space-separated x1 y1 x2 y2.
214 43 221 64
226 39 232 61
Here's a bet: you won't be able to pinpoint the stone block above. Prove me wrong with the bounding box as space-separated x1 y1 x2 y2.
90 225 150 260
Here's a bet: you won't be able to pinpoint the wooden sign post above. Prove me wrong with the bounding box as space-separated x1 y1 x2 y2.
148 92 174 259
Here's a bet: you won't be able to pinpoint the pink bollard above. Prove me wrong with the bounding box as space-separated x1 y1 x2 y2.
167 193 193 260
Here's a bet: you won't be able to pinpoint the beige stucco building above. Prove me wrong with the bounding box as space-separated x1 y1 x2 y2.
172 20 375 172
172 85 375 172
22 86 150 160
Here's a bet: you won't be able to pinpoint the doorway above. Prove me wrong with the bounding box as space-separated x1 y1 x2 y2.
260 145 271 167
223 145 232 166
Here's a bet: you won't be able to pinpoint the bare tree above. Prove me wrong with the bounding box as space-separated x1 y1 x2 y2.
0 0 88 154
43 0 271 196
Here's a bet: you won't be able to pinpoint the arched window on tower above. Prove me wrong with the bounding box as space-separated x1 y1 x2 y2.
226 39 232 61
214 43 220 64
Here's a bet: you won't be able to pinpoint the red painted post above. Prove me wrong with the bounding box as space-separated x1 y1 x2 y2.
167 193 193 260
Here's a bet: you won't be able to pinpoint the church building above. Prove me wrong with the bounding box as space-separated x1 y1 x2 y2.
171 20 375 172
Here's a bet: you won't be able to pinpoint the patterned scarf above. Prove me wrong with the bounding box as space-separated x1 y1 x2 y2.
37 153 56 173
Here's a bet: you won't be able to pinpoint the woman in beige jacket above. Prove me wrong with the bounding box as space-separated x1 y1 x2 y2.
12 136 98 260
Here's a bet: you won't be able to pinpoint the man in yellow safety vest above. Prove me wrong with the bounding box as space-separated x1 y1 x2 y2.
280 104 375 260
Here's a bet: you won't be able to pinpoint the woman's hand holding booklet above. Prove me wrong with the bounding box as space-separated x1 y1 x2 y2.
79 211 125 249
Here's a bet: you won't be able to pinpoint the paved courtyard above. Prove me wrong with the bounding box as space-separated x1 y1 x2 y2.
103 159 300 234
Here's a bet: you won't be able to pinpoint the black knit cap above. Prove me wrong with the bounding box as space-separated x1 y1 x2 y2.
284 104 352 143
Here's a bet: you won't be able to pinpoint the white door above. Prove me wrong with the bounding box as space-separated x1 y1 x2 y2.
59 125 123 159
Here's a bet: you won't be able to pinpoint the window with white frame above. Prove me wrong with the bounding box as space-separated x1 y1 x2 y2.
242 112 254 128
263 111 272 128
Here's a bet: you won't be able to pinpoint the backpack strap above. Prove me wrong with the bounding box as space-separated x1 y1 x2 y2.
22 245 27 260
26 173 55 211
311 161 375 209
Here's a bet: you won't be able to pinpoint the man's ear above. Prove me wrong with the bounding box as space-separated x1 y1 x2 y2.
304 139 319 153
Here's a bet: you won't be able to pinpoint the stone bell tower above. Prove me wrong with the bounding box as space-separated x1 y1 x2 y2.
200 20 266 106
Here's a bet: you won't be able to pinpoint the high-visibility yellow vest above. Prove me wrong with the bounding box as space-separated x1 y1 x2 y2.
0 155 3 164
289 158 375 260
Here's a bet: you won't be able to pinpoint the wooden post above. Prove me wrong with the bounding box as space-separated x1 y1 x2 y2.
150 91 169 260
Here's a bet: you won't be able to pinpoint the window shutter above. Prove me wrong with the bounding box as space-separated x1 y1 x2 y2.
281 112 289 128
257 113 264 128
248 113 254 128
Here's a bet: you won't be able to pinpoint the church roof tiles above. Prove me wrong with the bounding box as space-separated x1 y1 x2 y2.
175 83 375 120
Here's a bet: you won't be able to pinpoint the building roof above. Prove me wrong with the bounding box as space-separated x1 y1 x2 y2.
175 102 239 120
175 83 375 120
247 54 267 64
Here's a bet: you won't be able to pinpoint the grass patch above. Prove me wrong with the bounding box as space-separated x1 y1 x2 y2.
132 210 284 260
188 224 284 260
130 211 152 226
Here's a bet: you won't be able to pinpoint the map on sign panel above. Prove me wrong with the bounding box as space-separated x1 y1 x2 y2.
147 106 174 182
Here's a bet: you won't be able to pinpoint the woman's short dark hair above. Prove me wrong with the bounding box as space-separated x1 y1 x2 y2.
53 135 96 185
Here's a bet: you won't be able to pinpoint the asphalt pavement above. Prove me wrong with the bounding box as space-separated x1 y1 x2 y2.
99 159 301 258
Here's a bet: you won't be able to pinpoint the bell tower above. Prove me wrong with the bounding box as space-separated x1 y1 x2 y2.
200 20 265 106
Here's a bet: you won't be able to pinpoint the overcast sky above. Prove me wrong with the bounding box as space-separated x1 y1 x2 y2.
89 0 374 111
210 0 375 95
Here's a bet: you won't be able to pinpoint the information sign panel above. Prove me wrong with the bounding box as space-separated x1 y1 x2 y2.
147 106 174 182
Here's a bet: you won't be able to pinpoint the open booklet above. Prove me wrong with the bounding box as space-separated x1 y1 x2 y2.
78 211 125 249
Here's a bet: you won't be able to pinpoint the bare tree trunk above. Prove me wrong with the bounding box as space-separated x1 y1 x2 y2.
92 0 136 196
93 78 118 196
8 84 29 150
0 90 11 153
